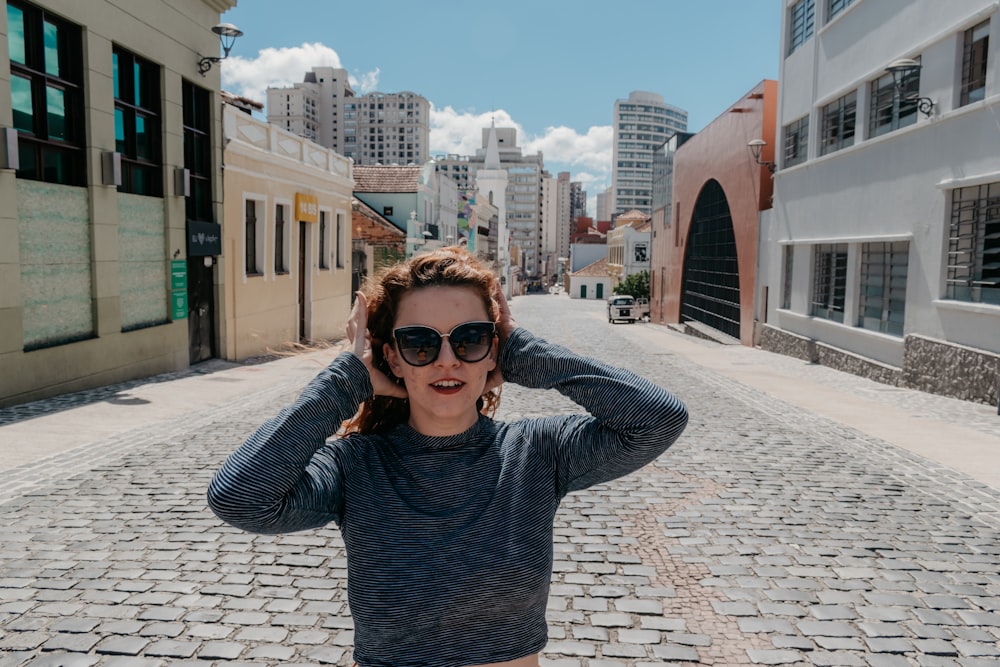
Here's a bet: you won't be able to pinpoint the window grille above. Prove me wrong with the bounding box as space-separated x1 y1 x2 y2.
947 182 1000 305
783 116 809 167
781 245 794 309
820 92 856 155
319 211 329 270
811 244 847 322
275 204 287 274
960 20 989 106
868 66 918 139
827 0 854 22
858 241 908 335
787 0 815 55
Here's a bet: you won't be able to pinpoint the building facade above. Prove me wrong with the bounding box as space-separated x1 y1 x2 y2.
267 67 430 167
222 102 354 360
611 91 688 217
653 80 777 345
1 0 235 406
607 210 652 290
759 0 999 404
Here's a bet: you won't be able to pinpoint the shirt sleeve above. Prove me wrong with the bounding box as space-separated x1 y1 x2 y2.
206 352 372 534
499 327 689 496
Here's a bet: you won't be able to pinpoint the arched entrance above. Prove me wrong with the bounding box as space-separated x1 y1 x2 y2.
680 179 740 339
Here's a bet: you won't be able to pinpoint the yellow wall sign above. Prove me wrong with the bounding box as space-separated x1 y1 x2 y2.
295 193 319 223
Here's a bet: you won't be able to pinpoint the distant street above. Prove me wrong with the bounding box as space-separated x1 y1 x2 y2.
2 293 999 667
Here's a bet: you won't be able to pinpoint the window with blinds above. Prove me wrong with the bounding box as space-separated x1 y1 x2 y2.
811 244 847 322
858 242 908 336
947 182 1000 305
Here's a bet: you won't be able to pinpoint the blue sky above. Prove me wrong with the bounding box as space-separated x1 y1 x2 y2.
220 0 781 211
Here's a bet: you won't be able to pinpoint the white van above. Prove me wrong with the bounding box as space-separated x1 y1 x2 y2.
607 295 637 324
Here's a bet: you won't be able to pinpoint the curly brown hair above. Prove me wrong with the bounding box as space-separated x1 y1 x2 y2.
341 247 502 435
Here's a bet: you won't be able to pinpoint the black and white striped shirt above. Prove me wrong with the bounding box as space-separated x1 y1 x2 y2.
208 328 688 667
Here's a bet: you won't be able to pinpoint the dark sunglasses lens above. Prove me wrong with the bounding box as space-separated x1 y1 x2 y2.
396 327 441 366
449 323 494 362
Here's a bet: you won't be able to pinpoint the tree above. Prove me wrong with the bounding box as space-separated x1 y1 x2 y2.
615 270 650 299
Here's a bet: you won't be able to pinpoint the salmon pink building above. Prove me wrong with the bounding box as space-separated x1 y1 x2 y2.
650 80 777 346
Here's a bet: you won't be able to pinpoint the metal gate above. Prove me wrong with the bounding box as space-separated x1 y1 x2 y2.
680 179 740 339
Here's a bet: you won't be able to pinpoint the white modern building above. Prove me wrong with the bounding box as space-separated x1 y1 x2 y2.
611 91 688 217
758 0 1000 404
267 67 430 166
607 210 651 290
436 126 545 280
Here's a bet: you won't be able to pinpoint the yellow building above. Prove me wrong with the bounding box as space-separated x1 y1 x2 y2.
222 100 354 359
0 0 236 406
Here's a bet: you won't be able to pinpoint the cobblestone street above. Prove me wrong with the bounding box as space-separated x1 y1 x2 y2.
2 294 999 667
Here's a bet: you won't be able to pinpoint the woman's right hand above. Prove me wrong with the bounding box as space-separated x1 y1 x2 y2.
348 292 408 399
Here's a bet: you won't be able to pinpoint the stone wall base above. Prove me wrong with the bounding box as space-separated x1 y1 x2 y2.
755 324 999 406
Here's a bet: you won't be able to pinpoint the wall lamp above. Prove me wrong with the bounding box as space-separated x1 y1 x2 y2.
747 139 776 173
198 23 243 77
885 58 934 117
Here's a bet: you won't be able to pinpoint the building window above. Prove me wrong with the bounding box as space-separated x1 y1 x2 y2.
275 204 288 274
245 199 264 276
827 0 854 22
783 115 809 167
820 91 856 156
781 245 794 310
868 65 918 139
858 241 908 335
960 20 989 106
336 213 345 268
319 211 329 270
947 182 1000 305
7 0 85 185
787 0 814 55
113 48 161 196
183 81 212 222
811 243 848 322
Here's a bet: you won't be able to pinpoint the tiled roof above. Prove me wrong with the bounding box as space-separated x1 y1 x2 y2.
635 221 652 232
616 209 650 222
352 165 422 193
571 257 609 277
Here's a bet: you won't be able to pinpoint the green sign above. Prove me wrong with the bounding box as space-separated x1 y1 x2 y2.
172 290 188 320
171 260 187 291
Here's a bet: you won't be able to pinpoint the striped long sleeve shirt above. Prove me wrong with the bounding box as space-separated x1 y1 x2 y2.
207 327 688 667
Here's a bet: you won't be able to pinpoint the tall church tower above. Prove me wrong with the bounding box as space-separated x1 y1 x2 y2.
475 121 511 296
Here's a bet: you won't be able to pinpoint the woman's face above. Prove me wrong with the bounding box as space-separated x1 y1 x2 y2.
384 285 497 436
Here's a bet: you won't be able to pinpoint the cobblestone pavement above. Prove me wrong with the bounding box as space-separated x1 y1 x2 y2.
2 295 1000 667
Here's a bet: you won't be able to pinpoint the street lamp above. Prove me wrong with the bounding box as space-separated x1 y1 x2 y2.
747 139 776 173
198 23 243 77
884 58 935 117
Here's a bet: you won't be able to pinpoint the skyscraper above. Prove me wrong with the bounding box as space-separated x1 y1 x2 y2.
267 67 430 166
611 91 688 217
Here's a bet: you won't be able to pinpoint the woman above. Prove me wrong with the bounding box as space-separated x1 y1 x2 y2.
207 248 688 667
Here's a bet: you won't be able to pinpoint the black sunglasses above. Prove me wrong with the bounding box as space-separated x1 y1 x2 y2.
391 321 496 367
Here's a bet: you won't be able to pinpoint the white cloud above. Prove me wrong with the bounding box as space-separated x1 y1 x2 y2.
221 43 379 106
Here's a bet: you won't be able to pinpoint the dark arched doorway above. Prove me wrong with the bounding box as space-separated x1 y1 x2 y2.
680 179 740 338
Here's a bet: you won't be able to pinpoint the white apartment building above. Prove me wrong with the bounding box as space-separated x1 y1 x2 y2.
758 0 1000 404
436 127 546 279
267 67 430 166
611 91 688 217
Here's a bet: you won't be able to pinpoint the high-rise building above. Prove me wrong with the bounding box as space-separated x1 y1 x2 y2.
611 91 688 217
267 67 430 166
569 180 587 223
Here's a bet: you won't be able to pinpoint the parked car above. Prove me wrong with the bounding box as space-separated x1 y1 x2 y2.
635 298 650 321
607 295 637 323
